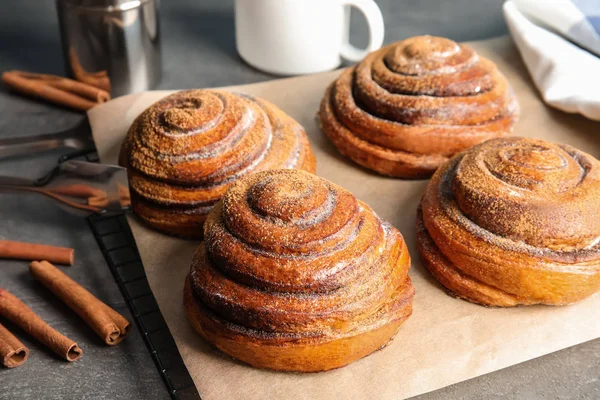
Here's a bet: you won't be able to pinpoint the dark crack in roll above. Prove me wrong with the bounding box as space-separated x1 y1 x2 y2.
417 137 600 307
119 90 316 238
319 35 519 179
184 169 414 371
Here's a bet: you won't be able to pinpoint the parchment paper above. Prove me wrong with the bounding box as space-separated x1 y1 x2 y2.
88 37 600 400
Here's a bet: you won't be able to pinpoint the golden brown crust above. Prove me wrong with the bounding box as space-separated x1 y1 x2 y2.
318 35 519 178
417 137 600 306
185 169 414 371
120 90 316 238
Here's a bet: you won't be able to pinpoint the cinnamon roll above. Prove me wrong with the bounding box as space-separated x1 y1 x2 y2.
417 137 600 306
119 90 315 238
319 35 519 178
184 169 414 371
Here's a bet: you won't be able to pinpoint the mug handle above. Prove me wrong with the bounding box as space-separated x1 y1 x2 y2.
339 0 385 62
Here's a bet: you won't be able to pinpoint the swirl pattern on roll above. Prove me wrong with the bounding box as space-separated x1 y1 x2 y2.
119 89 315 238
184 169 414 372
319 35 519 178
417 137 600 306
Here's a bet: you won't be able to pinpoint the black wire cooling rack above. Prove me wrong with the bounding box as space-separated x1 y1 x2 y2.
61 148 200 400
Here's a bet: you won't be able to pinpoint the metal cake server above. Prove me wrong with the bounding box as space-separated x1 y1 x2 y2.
0 118 94 159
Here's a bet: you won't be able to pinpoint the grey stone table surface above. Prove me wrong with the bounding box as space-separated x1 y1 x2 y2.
0 0 598 399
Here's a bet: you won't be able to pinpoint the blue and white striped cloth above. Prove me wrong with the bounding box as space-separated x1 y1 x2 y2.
504 0 600 120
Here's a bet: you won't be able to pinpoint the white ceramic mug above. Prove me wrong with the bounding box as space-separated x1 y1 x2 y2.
235 0 385 75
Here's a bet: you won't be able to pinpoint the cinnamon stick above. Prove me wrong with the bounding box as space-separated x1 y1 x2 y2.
8 71 110 103
0 240 74 265
0 322 29 368
0 289 82 361
30 261 131 346
46 78 110 103
2 71 97 112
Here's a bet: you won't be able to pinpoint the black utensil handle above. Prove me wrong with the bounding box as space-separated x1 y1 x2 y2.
88 212 202 400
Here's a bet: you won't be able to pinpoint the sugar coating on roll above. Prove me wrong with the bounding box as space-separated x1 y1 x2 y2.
319 35 519 178
120 89 316 238
418 137 600 306
185 169 414 372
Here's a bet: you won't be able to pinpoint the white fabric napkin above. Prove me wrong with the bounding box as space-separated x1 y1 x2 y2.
504 0 600 120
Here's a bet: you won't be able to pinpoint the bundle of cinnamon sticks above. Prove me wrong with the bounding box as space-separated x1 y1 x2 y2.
1 70 110 112
0 240 131 368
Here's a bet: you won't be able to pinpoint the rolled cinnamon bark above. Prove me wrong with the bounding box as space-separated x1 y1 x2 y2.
2 71 97 112
7 71 110 103
30 261 131 345
0 240 74 265
0 322 29 368
45 78 110 103
0 289 82 361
